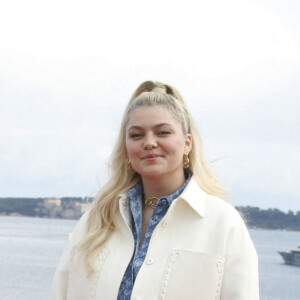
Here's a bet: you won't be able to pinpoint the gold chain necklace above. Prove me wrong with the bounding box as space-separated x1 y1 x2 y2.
144 196 159 209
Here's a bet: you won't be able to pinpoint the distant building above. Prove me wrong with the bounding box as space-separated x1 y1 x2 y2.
44 198 61 207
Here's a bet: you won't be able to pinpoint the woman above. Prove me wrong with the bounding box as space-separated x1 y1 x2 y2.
50 81 259 300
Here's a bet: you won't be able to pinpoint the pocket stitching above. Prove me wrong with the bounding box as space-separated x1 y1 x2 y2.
159 249 224 300
215 259 224 299
90 247 110 300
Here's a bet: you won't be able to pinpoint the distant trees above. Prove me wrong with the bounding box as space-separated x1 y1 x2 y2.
236 206 300 231
0 197 89 219
0 198 44 217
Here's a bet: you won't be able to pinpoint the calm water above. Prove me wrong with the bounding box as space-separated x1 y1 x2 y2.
0 216 299 300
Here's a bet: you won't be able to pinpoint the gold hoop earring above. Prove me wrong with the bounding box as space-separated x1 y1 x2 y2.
183 154 190 169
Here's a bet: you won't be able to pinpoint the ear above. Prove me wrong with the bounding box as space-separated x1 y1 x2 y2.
184 134 192 154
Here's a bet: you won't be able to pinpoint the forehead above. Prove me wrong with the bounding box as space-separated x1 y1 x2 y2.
126 105 181 129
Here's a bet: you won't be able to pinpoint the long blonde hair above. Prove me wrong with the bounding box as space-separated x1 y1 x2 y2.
80 81 227 274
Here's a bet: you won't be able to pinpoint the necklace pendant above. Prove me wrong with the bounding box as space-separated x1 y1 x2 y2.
145 196 159 209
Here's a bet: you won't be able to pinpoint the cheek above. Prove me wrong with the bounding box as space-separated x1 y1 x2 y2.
126 141 140 159
164 139 185 155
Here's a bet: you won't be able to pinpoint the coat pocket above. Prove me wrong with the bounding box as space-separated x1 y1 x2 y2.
160 249 224 300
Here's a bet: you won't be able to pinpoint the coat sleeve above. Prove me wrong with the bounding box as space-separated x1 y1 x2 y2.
221 210 259 300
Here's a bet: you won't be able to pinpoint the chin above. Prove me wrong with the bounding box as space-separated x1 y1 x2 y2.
136 167 166 179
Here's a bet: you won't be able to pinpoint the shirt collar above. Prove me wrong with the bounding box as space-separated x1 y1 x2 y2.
123 173 207 217
127 171 192 208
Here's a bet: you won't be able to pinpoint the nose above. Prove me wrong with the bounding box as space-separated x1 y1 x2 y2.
143 134 158 150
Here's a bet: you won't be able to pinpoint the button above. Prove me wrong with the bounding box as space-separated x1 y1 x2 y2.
122 199 129 205
162 220 169 227
145 258 154 265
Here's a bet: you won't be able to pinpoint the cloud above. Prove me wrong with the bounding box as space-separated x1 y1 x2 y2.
0 0 299 212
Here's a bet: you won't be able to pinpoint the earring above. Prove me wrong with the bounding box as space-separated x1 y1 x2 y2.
127 159 133 171
183 154 190 169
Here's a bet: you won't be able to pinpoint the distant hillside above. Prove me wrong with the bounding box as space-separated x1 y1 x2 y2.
0 198 299 230
236 206 300 231
0 197 90 219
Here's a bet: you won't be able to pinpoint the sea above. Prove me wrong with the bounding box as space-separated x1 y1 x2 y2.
0 216 299 300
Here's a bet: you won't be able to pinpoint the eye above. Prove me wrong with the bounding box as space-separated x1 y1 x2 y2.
129 133 142 139
158 130 171 135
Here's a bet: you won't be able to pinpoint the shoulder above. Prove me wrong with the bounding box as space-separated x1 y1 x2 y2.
206 194 244 223
205 193 250 240
181 177 252 246
181 176 244 226
207 194 256 253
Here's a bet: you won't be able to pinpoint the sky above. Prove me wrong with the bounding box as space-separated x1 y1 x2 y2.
0 0 299 212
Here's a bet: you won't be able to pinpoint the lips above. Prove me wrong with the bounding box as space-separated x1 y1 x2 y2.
142 154 163 160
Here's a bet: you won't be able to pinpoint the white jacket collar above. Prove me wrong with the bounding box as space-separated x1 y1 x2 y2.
178 176 207 217
119 176 207 217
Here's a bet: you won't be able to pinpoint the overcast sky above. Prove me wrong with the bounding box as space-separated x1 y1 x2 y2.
1 0 299 212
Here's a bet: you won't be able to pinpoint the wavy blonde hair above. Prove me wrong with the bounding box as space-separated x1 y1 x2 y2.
79 81 227 274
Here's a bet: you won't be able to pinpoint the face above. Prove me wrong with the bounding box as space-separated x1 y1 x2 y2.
125 105 192 180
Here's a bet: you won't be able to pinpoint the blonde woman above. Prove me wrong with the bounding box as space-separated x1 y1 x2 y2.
50 81 259 300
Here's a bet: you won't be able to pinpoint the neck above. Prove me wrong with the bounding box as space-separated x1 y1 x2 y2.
142 170 186 199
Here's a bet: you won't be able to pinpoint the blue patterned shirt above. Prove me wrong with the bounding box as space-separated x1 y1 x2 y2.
117 172 191 300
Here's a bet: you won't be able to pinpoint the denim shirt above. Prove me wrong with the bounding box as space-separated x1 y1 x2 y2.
117 172 191 300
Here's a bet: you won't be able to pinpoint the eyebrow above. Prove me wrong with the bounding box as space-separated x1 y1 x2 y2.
127 123 173 131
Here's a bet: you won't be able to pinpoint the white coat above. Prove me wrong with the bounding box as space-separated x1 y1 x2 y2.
50 177 259 300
